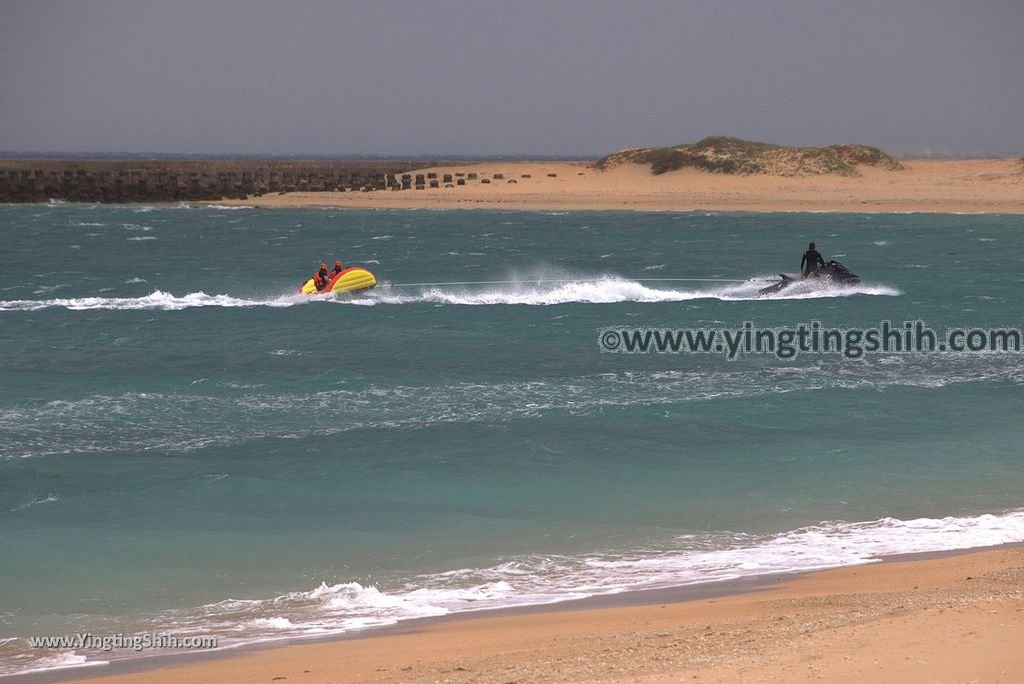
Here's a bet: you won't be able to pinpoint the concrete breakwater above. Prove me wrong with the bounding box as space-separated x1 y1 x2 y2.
0 159 424 203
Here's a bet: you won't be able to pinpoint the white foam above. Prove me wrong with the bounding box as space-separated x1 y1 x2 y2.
0 290 302 312
126 509 1024 661
31 284 70 295
11 651 108 675
7 357 1023 460
365 276 899 306
268 349 304 356
4 503 1022 676
410 278 707 305
0 276 899 312
759 282 901 300
250 617 295 630
12 493 59 510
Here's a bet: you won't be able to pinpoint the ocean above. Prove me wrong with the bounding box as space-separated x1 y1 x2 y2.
2 204 1023 676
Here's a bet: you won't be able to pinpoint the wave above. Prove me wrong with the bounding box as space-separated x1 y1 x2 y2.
1 651 108 676
368 276 900 305
234 510 1021 627
0 277 898 312
6 509 1021 676
5 357 1022 460
0 290 302 312
11 493 59 511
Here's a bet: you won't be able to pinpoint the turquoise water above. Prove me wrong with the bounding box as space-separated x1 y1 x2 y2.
2 204 1023 675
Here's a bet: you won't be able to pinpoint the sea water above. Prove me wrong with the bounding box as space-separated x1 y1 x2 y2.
1 204 1022 675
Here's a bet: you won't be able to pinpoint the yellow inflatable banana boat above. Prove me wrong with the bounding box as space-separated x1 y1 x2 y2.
299 267 377 295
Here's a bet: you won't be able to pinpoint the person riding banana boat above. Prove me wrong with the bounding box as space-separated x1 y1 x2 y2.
299 259 377 295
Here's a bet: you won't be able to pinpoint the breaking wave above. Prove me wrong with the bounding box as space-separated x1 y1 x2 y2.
5 509 1021 675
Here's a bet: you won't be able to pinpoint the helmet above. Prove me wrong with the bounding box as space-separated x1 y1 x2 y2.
335 261 343 267
320 263 327 270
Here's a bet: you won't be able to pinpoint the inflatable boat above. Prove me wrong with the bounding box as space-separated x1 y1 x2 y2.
299 267 377 295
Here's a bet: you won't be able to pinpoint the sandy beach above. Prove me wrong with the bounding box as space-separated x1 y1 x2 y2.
53 546 1024 684
7 3 1023 683
220 159 1024 213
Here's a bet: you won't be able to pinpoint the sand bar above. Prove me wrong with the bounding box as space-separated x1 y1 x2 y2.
47 546 1024 684
220 159 1024 213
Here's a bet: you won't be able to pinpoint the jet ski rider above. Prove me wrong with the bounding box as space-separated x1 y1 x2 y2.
801 242 826 276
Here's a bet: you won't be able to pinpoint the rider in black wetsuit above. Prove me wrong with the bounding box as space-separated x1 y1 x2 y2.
801 242 826 276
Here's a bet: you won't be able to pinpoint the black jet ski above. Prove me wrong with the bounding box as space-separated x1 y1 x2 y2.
758 260 860 296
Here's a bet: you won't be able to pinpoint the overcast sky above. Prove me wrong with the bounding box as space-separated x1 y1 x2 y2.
1 1 1021 157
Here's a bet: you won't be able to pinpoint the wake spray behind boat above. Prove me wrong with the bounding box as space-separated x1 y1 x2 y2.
299 266 377 295
758 260 860 296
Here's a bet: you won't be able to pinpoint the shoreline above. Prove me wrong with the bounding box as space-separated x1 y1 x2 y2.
17 542 1024 684
213 159 1024 213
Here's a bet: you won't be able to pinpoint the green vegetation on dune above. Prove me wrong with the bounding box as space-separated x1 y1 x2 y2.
596 136 904 176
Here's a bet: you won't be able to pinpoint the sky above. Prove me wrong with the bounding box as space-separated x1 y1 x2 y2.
1 0 1022 157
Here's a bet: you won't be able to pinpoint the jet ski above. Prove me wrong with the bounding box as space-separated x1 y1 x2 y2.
758 260 860 296
299 266 377 295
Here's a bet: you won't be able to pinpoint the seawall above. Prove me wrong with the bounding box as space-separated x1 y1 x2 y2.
0 160 425 203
